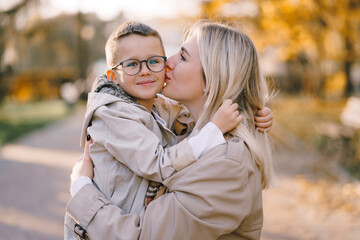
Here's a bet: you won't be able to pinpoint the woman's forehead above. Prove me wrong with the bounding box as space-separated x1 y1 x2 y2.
181 35 198 54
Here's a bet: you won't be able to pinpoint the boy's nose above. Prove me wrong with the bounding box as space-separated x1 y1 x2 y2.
138 61 151 75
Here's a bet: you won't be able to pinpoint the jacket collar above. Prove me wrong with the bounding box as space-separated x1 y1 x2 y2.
92 74 138 106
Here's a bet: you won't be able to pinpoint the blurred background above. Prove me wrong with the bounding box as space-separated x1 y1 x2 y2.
0 0 359 239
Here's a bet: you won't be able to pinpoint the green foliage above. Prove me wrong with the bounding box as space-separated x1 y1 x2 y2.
0 100 69 145
0 120 50 145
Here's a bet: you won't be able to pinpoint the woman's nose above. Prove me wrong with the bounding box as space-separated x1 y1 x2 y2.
166 56 175 70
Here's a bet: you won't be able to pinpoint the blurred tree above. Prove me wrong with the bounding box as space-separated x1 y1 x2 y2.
22 13 106 71
0 0 38 104
200 0 237 18
12 12 109 101
77 11 87 80
199 0 360 97
342 0 360 96
2 8 111 102
260 0 360 97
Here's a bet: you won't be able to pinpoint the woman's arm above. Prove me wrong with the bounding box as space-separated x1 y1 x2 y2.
139 141 254 240
67 139 252 240
66 184 142 240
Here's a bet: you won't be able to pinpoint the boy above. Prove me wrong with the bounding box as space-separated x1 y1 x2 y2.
65 21 241 239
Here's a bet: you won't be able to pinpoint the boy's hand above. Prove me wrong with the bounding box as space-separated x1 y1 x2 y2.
255 107 273 133
211 99 243 134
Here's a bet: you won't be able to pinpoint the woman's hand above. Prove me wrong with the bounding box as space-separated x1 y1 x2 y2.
254 107 273 133
70 134 94 186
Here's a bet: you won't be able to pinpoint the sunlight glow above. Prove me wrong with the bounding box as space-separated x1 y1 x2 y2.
0 144 81 169
39 0 201 21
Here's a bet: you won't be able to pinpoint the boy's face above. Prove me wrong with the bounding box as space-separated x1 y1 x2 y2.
111 34 165 109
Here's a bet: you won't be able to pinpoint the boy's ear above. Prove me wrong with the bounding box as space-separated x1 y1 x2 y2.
106 70 118 83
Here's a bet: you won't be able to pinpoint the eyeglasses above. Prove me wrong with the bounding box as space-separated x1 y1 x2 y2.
111 56 167 76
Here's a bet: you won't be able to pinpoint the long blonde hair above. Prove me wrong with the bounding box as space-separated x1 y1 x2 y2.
186 21 275 189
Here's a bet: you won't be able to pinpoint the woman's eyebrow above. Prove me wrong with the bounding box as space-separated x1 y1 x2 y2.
181 46 190 57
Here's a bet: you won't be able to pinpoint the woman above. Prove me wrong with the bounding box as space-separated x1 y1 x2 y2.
67 20 274 240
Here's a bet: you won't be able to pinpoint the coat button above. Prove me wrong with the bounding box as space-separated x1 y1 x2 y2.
232 138 240 143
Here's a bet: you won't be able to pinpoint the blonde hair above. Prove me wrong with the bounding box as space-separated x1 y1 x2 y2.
186 21 275 189
105 21 165 68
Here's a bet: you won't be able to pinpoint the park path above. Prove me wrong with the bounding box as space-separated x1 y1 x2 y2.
0 109 84 240
0 109 359 240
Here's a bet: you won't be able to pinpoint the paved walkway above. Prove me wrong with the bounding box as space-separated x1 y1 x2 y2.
0 110 359 240
0 110 84 240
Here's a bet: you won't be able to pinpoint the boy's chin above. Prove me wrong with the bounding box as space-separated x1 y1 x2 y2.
137 89 160 100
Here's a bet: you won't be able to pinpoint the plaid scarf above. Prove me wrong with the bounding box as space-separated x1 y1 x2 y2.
145 181 166 206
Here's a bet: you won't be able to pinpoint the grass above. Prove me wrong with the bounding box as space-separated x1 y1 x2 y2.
0 100 76 145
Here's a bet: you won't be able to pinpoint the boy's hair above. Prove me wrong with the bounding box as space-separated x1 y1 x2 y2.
185 20 275 189
105 21 165 68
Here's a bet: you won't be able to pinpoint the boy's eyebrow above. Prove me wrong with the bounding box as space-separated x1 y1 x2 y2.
181 46 190 57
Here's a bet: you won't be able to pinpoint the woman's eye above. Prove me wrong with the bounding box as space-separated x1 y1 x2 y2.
180 53 185 61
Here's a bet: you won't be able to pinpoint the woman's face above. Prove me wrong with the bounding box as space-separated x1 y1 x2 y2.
163 34 205 106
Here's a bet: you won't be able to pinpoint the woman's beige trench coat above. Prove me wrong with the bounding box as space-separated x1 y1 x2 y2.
66 137 263 240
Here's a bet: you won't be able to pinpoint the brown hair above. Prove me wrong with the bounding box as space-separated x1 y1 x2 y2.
105 21 165 68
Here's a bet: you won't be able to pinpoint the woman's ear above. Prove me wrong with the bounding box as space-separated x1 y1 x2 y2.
106 70 118 84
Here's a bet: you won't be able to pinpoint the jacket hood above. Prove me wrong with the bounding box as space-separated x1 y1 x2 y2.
80 74 142 147
91 74 137 105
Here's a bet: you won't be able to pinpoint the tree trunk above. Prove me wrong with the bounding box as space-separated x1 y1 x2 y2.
344 36 354 97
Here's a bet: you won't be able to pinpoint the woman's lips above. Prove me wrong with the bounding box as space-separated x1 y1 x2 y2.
165 73 170 83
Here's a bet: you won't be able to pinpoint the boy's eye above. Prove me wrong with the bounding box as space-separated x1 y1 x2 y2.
124 61 138 68
148 59 160 65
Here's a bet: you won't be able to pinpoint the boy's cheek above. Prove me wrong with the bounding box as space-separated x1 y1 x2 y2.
113 72 125 85
109 76 119 85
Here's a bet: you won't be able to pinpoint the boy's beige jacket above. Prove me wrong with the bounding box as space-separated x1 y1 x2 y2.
65 74 198 240
80 90 196 214
66 137 263 239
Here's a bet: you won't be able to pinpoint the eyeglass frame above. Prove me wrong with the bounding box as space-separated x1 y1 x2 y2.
111 55 167 76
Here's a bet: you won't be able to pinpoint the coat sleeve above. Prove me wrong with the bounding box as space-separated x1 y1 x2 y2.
89 103 196 182
66 184 142 240
66 149 253 240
